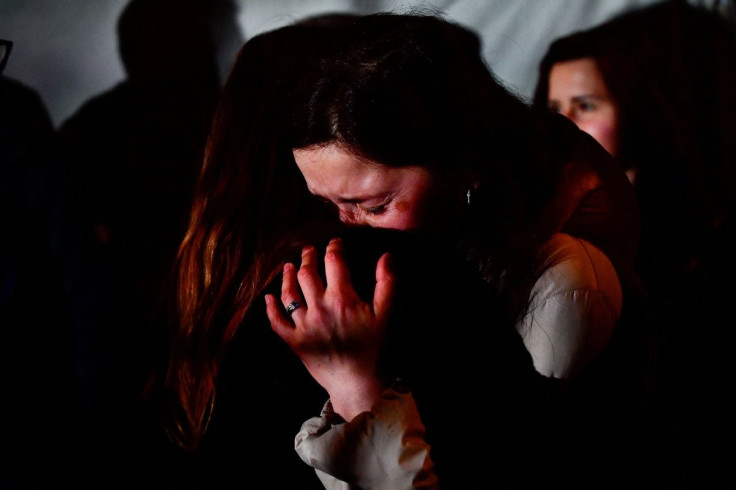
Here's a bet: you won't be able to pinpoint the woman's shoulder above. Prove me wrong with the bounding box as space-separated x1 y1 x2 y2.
519 232 624 378
532 232 622 307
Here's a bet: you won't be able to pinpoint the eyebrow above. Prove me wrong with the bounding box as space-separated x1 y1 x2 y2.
309 187 390 204
312 194 370 205
336 196 367 204
571 94 604 102
336 191 391 205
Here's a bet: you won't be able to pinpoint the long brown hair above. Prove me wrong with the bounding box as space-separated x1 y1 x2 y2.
162 21 344 450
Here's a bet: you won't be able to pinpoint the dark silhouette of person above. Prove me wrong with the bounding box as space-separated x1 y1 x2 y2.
0 47 78 486
52 0 243 485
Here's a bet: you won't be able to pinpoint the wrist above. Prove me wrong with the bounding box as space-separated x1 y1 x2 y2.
328 375 385 421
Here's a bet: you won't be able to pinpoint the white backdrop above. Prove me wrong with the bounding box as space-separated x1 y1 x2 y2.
0 0 726 128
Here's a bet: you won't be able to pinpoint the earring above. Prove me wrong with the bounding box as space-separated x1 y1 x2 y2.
466 188 472 205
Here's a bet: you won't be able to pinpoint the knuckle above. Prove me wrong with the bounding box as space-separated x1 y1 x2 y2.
330 295 346 311
328 293 359 313
311 310 328 326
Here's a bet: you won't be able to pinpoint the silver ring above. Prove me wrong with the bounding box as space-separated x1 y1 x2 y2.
284 300 302 316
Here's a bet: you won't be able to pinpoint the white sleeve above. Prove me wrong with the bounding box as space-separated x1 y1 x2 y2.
516 233 622 378
295 388 438 490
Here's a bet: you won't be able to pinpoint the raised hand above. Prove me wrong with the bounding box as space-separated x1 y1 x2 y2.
266 237 395 421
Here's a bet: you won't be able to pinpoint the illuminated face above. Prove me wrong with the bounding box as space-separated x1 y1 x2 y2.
293 144 435 230
547 57 620 157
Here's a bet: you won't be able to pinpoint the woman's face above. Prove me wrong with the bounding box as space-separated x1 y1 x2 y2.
547 57 619 156
293 144 435 230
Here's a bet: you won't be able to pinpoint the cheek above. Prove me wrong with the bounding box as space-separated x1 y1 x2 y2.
387 188 443 230
577 118 619 156
395 200 410 213
373 201 419 230
373 171 438 230
369 198 428 230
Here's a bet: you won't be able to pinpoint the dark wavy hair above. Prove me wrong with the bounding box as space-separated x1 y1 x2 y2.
162 12 560 450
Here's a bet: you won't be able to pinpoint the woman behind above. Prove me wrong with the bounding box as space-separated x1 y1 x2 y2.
534 0 736 300
534 2 736 486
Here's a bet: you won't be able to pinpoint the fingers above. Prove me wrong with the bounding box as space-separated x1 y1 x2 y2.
265 294 294 339
296 245 324 304
280 261 307 320
323 237 355 297
270 237 392 342
373 252 395 319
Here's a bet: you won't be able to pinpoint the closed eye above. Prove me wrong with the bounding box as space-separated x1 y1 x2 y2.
362 203 388 215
